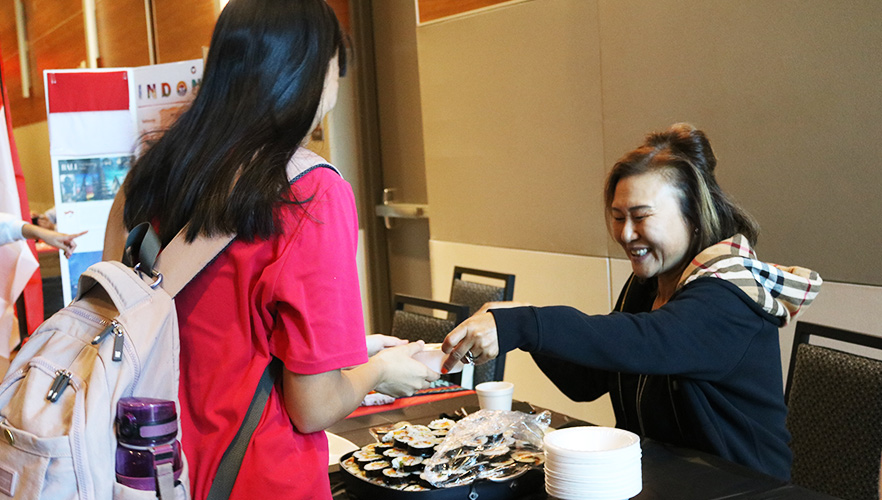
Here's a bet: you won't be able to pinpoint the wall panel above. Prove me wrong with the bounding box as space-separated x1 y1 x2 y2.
96 0 150 68
417 0 517 24
2 0 86 127
0 0 25 118
153 0 216 64
418 0 607 256
417 0 882 285
597 0 882 284
0 1 17 65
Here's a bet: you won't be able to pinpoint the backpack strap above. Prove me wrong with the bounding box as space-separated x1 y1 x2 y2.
205 359 278 500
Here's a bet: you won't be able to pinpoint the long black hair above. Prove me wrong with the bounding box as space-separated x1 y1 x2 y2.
123 0 347 246
604 123 759 256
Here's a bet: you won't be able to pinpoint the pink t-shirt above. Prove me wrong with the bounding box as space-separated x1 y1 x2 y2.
174 166 368 500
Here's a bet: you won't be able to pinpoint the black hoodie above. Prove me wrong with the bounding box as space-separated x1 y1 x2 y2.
490 235 822 481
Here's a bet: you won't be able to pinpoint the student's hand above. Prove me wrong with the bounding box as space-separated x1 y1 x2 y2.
365 334 408 357
23 224 87 258
42 230 88 259
371 341 439 397
440 301 531 373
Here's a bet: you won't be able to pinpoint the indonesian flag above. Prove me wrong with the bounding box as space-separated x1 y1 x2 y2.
0 46 40 358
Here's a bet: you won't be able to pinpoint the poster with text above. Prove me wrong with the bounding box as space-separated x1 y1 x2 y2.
46 61 202 303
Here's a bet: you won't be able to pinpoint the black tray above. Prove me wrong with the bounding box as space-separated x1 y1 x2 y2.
338 451 545 500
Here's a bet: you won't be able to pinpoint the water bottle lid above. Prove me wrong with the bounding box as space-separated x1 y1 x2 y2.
116 397 177 446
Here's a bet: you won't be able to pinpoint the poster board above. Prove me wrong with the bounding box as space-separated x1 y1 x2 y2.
45 60 203 304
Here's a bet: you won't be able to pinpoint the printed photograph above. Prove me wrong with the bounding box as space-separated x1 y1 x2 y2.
58 156 132 203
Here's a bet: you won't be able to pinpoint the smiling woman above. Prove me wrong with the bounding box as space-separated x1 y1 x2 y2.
609 172 693 308
442 123 823 482
603 124 760 308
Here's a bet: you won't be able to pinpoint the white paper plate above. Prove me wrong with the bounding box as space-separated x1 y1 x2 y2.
326 432 359 466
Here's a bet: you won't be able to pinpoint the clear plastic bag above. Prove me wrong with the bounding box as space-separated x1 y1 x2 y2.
420 409 550 488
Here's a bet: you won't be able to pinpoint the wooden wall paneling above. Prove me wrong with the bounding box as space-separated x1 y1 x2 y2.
1 0 22 104
26 0 81 38
417 0 516 24
152 0 216 64
95 0 150 68
1 0 32 127
1 1 18 62
4 0 87 127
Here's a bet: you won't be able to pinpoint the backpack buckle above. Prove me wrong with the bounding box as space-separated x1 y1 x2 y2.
133 263 163 289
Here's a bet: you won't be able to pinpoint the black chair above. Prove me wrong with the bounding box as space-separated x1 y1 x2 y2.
391 294 470 384
449 267 515 386
784 321 882 500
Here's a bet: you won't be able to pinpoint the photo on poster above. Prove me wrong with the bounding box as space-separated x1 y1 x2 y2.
66 250 103 299
58 155 132 203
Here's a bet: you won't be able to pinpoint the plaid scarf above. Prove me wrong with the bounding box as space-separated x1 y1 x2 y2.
677 234 822 325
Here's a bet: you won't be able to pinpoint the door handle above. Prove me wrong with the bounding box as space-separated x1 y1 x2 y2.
375 188 429 229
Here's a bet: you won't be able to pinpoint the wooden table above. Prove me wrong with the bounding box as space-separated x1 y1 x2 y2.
328 393 837 500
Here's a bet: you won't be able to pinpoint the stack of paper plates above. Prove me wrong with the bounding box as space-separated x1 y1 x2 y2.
543 426 642 500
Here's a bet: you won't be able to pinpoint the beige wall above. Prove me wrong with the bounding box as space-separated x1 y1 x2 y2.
414 0 882 422
419 0 607 256
11 122 52 213
417 0 882 286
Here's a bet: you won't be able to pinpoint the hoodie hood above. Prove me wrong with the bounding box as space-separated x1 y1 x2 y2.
677 234 822 325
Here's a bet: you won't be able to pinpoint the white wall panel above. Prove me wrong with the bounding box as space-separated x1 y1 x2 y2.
429 239 616 426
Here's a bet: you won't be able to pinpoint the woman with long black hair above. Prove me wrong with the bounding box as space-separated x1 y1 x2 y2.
105 1 437 498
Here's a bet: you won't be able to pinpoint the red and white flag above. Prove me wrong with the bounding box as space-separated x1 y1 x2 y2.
0 46 40 358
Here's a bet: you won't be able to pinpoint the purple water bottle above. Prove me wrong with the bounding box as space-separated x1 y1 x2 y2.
115 398 183 498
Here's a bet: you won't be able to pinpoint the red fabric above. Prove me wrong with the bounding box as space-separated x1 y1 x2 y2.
347 390 476 419
0 42 42 333
175 167 368 500
45 71 129 113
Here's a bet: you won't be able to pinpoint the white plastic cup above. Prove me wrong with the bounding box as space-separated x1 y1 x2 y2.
475 381 514 410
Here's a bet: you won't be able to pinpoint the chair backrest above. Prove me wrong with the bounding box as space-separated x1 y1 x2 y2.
785 321 882 500
391 294 470 345
450 267 515 315
391 294 470 385
449 267 515 386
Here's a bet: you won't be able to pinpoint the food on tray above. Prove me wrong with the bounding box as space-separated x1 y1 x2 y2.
340 410 552 492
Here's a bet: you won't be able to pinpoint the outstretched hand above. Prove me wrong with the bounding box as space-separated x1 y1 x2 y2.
24 224 87 259
371 341 439 397
440 301 531 373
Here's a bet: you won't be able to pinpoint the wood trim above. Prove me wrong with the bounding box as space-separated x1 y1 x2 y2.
153 0 216 64
417 0 517 24
95 0 150 68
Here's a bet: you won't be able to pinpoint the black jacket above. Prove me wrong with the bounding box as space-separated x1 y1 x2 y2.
491 275 792 480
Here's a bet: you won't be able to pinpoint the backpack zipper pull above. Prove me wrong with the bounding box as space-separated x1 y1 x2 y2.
91 322 115 345
46 370 72 403
112 325 125 362
91 320 125 362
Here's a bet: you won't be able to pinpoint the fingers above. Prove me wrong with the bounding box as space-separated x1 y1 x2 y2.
366 334 407 356
380 335 408 349
424 367 440 383
402 340 425 354
441 311 500 373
